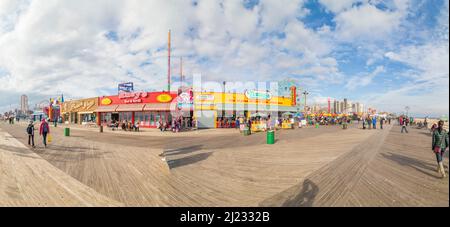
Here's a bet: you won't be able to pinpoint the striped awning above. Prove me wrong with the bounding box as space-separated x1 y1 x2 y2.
95 105 118 112
115 104 145 112
143 103 171 111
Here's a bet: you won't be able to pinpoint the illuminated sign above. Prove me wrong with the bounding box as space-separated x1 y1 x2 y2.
244 90 272 100
290 86 296 106
156 94 173 103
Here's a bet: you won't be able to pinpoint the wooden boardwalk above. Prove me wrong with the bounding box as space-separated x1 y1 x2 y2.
0 129 121 206
261 125 449 206
0 122 448 206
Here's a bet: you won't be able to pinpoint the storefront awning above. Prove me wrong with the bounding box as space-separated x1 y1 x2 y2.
95 105 118 112
143 103 171 111
115 104 145 112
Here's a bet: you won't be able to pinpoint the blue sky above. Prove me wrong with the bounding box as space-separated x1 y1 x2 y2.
0 0 448 117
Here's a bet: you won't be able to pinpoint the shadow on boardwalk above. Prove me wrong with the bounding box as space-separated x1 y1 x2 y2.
282 179 319 207
259 178 319 207
167 152 213 169
381 152 441 179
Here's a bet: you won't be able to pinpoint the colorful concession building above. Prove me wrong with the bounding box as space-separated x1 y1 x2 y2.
60 88 300 129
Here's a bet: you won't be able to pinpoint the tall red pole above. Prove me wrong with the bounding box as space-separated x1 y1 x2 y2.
168 29 171 92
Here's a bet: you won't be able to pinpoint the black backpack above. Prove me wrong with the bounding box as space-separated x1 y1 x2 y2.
27 125 33 134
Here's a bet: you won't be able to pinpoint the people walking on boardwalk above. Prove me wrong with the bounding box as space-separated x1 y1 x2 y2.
372 116 377 129
39 118 50 148
401 117 408 133
367 116 372 130
362 117 366 129
432 120 448 178
380 117 384 129
26 120 35 148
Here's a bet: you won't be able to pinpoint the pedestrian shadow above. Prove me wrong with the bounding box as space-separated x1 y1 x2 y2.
0 144 41 160
45 144 99 152
281 179 319 207
419 131 432 137
380 152 440 179
259 178 319 207
166 152 213 169
163 145 204 156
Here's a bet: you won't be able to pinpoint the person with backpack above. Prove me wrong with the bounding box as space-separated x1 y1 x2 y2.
432 120 449 178
39 118 50 148
27 120 35 148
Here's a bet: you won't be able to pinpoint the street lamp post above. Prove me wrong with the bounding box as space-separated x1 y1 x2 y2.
222 81 226 122
302 91 309 113
405 106 410 117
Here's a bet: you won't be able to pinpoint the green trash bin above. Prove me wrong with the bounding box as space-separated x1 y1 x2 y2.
64 128 70 137
243 127 251 136
267 130 275 144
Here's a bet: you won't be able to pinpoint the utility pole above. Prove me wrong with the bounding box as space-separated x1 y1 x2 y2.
167 29 171 92
180 56 183 86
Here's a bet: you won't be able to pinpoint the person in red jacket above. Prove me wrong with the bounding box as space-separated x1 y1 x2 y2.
39 118 50 148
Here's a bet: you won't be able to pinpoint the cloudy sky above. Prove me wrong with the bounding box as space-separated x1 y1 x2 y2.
0 0 448 117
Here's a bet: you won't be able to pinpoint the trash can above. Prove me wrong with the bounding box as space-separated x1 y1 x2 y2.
243 127 251 136
64 127 70 136
267 130 275 144
99 125 103 133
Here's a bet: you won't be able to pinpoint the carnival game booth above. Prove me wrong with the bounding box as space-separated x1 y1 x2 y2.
61 97 98 126
194 90 299 130
96 91 178 128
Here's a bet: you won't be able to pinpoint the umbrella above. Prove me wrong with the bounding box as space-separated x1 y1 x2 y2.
282 112 294 116
250 112 267 117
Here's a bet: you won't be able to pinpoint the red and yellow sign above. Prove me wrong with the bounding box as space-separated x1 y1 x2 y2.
290 86 296 106
194 92 294 106
101 98 112 105
156 94 173 103
98 92 177 106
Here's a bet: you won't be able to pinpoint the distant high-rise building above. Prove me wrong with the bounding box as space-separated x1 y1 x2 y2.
339 101 344 114
333 100 338 113
20 95 28 114
343 98 348 114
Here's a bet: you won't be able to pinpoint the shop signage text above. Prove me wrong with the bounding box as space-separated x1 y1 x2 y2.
119 91 148 103
245 90 272 100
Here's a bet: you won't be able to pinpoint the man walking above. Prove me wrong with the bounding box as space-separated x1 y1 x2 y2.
380 117 384 129
401 117 408 133
432 120 448 178
26 120 35 148
39 118 50 148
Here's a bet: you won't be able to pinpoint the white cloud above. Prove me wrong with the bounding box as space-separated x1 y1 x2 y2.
259 0 306 31
334 3 403 41
345 65 385 90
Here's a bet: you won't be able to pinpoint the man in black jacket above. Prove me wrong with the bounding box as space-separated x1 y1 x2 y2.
27 120 35 148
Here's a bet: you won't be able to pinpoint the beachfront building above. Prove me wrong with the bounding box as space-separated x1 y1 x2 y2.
193 90 299 128
96 91 181 128
60 97 98 125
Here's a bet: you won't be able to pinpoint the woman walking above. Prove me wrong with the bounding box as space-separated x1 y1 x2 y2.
39 118 50 148
432 120 448 178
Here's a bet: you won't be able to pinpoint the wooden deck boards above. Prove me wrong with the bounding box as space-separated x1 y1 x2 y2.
1 123 448 206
